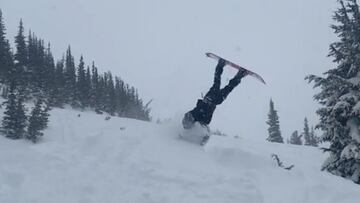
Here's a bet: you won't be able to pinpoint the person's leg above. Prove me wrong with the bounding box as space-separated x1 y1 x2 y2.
220 69 247 99
209 59 226 91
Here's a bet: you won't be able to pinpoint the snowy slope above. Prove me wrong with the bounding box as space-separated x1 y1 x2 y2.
0 107 360 203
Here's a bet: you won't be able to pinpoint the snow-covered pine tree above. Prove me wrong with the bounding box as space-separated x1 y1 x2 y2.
14 19 27 79
1 84 18 138
90 62 102 113
49 58 66 107
43 43 56 98
309 126 319 147
103 72 116 115
306 0 360 184
303 117 311 146
266 99 283 143
64 46 77 106
289 130 302 145
26 98 50 143
0 10 14 85
1 83 27 139
114 76 127 116
84 66 91 107
12 23 32 101
76 55 87 108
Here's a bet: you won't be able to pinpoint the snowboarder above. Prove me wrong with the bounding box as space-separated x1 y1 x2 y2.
182 58 248 129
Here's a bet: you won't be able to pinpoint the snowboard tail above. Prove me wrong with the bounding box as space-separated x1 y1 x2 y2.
206 52 266 84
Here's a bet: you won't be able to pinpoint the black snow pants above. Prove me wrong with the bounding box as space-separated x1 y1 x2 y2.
186 59 244 126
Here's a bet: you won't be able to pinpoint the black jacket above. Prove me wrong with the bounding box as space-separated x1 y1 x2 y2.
189 99 216 125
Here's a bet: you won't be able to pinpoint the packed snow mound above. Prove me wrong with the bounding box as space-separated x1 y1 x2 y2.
0 108 360 203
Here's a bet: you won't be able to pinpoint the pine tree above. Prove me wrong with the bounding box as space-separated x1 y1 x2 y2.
84 66 91 107
97 74 106 112
14 19 27 68
309 126 319 147
76 55 87 108
26 98 50 143
64 46 76 105
114 76 127 116
90 63 102 112
0 10 13 84
289 130 302 145
1 84 18 138
43 43 56 98
50 58 66 107
303 117 311 146
10 20 27 90
26 99 43 142
1 83 27 139
27 33 48 96
103 72 116 115
306 0 360 184
37 39 47 93
266 99 283 143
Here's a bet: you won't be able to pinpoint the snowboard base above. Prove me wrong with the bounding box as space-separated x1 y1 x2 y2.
206 52 266 84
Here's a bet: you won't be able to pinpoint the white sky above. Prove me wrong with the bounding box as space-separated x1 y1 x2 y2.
1 0 338 139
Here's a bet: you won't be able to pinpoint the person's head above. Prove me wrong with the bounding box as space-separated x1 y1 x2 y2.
182 112 195 129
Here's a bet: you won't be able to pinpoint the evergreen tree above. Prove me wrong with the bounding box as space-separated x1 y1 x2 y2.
289 130 302 145
1 83 27 139
309 126 319 147
303 117 311 146
26 98 50 143
0 14 151 122
64 46 76 105
103 72 116 115
14 19 27 68
8 20 27 90
114 76 127 116
306 0 360 184
36 39 47 93
266 99 283 143
76 55 87 108
27 99 43 142
0 10 13 84
97 74 106 112
27 33 48 96
84 66 91 107
50 58 66 107
43 43 56 98
1 84 18 138
29 36 48 97
90 63 102 112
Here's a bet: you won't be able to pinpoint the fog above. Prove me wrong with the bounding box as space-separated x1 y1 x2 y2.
1 0 338 139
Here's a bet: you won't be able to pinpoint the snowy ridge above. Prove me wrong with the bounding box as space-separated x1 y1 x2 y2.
0 108 360 203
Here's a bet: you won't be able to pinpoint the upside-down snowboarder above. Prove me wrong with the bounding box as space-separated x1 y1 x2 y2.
181 53 265 145
182 58 247 130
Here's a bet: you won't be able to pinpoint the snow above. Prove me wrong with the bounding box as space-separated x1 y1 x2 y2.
1 107 360 203
341 143 360 160
347 118 360 143
352 101 360 115
347 71 360 86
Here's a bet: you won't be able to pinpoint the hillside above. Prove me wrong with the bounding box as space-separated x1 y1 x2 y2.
0 107 360 203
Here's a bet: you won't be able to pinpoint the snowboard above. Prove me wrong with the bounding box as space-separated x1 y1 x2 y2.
206 52 266 84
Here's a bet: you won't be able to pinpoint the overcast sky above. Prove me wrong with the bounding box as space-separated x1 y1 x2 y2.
1 0 339 139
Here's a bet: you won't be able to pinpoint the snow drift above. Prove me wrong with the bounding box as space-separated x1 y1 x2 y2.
0 107 360 203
